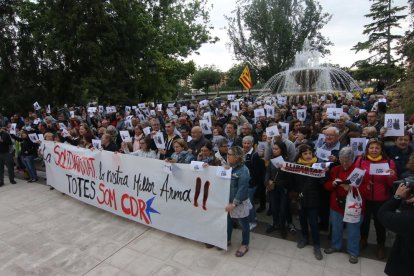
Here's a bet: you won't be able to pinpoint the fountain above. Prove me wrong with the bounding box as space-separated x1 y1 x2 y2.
261 39 360 96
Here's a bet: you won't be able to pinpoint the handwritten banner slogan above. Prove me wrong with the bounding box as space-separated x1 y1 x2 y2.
41 141 230 249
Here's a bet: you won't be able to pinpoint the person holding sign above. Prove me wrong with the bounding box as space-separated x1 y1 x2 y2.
0 127 16 186
355 138 397 259
264 141 291 238
165 139 193 164
292 144 327 260
324 147 369 264
224 146 251 257
11 130 39 182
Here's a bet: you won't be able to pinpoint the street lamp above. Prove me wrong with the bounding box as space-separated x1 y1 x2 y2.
148 59 157 101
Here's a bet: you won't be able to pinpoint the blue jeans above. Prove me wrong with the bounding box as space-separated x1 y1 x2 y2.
227 214 250 246
21 155 37 180
248 186 257 223
299 207 320 248
330 209 363 256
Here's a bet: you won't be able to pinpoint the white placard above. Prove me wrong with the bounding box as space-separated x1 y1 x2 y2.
157 104 163 111
143 127 151 136
110 106 117 113
277 96 287 105
384 114 404 137
180 106 188 113
311 162 331 170
167 103 175 108
33 118 41 125
266 106 275 118
138 103 146 109
199 100 209 108
347 168 366 187
42 141 230 249
28 133 39 143
88 107 97 113
254 108 265 118
315 133 325 148
297 109 307 122
37 134 44 141
70 111 75 118
154 132 165 149
9 123 17 135
125 106 131 112
203 112 212 127
92 139 102 149
327 108 343 120
163 163 173 175
350 138 367 158
230 102 240 113
199 120 212 135
227 94 235 101
61 129 70 138
46 105 51 114
120 131 132 143
369 163 390 175
190 161 205 171
316 147 331 161
216 166 232 179
270 156 285 168
266 126 280 137
106 106 112 113
279 122 289 139
33 101 41 110
98 106 104 113
150 110 156 117
257 141 267 153
359 109 367 114
166 109 174 117
379 98 387 103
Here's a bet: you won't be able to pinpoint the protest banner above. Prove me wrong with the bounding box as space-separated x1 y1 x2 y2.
281 162 325 178
42 141 230 249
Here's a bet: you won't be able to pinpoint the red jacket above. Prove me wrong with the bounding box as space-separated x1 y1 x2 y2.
354 156 398 202
324 163 370 215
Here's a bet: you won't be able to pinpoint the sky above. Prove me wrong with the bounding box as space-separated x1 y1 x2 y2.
187 0 411 72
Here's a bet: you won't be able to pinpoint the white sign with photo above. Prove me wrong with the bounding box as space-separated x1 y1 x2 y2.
216 166 232 179
266 106 275 118
143 127 151 136
28 133 39 143
227 94 236 101
312 162 332 170
350 138 367 158
315 133 325 148
70 111 75 118
277 96 287 105
384 114 404 137
266 125 280 138
92 139 102 149
120 131 132 143
154 132 165 149
296 109 307 122
33 101 41 110
270 156 285 168
199 100 209 108
203 112 212 127
46 105 51 114
98 106 104 113
190 161 205 171
138 103 146 109
347 168 366 187
316 147 331 161
180 106 188 113
230 102 240 113
9 123 17 135
327 108 343 120
254 108 265 118
369 163 390 175
199 119 212 135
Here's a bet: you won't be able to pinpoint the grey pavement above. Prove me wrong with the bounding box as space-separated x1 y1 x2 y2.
0 178 386 276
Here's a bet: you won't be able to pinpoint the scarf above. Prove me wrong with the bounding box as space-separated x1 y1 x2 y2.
297 156 317 167
367 154 383 162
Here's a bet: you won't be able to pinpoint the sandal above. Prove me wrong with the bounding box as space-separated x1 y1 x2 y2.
235 246 249 257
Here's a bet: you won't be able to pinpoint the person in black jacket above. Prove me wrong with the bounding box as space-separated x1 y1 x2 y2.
378 183 414 276
385 133 413 178
101 133 118 152
0 128 16 186
11 130 39 182
243 135 265 230
292 144 327 260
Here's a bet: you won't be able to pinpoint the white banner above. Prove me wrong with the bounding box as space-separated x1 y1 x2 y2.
41 141 230 249
282 162 325 178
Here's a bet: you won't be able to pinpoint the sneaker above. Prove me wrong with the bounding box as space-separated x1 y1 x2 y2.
10 180 17 184
349 255 358 264
324 247 340 254
288 224 297 234
297 239 308 249
249 222 257 231
314 247 323 260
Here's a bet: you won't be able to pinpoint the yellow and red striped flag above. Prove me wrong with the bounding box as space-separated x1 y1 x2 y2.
239 65 252 91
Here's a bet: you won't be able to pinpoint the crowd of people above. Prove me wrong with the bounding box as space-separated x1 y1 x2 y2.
0 91 413 269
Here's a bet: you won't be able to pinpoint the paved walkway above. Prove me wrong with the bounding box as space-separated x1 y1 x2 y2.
0 179 386 276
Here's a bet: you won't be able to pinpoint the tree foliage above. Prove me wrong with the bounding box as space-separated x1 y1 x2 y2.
226 0 332 81
0 0 213 114
191 66 222 91
352 0 407 83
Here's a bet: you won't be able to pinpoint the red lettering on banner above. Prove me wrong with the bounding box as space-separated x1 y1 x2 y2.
54 144 96 178
120 194 150 224
97 183 117 210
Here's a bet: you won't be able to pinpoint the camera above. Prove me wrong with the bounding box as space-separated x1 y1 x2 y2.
392 176 414 196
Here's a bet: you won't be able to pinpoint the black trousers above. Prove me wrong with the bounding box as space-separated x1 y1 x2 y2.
0 152 15 183
361 200 386 244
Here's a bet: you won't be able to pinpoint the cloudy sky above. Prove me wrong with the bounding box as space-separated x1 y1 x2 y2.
187 0 410 71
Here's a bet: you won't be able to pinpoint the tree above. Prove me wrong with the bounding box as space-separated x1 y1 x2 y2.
0 0 214 114
352 0 407 83
191 66 222 92
226 0 332 81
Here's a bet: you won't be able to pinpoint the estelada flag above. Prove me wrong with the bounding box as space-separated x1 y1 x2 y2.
239 65 253 90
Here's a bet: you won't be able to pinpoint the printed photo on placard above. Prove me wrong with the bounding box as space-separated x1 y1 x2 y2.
369 163 390 175
199 100 209 108
279 122 289 139
200 119 212 135
312 162 332 170
315 133 325 148
227 94 236 101
120 131 132 142
33 118 41 125
230 102 240 113
46 105 51 114
180 106 188 113
125 106 131 112
384 114 404 137
350 138 367 158
70 111 75 118
33 101 41 110
277 96 287 105
154 132 165 149
266 125 279 138
296 109 307 122
254 108 265 118
216 166 232 179
347 168 366 187
266 106 275 118
28 133 39 143
270 156 285 168
9 123 16 135
92 139 102 149
190 161 205 171
326 108 343 119
316 147 331 161
98 105 104 113
138 103 146 109
203 112 212 127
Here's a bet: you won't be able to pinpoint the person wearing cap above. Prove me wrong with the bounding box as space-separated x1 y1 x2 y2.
355 138 398 259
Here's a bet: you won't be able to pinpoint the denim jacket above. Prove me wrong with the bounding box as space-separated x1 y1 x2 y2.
229 165 250 205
